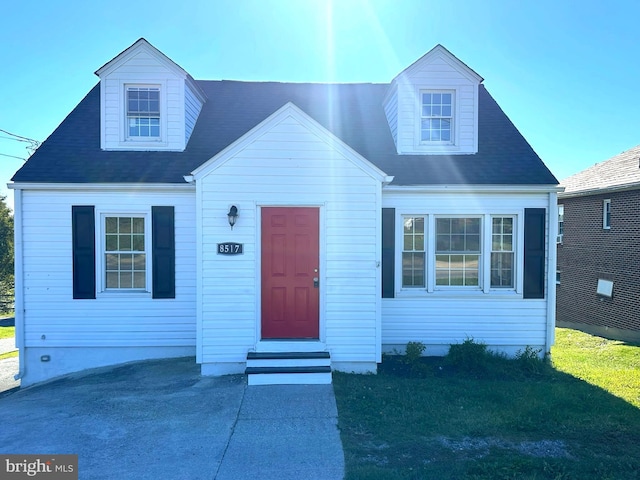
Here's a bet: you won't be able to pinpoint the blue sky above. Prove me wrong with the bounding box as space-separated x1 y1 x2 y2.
1 0 638 210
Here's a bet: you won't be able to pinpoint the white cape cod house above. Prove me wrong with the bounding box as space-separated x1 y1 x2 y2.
9 39 560 386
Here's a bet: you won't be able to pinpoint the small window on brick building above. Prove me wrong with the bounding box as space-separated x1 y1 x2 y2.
557 205 564 243
603 199 611 229
556 271 561 285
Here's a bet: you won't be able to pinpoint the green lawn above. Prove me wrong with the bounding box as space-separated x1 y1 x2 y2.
333 328 640 479
0 325 15 340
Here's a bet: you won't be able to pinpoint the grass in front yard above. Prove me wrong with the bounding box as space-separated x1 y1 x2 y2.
0 325 15 340
333 329 640 479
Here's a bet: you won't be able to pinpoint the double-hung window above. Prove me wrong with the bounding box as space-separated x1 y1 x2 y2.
402 217 425 288
420 91 453 143
105 216 147 290
490 217 515 288
126 86 160 139
435 217 481 287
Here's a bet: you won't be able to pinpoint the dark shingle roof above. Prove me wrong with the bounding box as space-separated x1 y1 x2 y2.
12 81 558 186
560 144 640 195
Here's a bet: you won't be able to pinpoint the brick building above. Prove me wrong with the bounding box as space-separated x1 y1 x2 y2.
557 145 640 343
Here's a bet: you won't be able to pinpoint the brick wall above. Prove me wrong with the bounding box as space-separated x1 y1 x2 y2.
556 189 640 342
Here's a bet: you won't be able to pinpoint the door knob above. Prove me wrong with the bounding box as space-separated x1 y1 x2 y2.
313 277 319 288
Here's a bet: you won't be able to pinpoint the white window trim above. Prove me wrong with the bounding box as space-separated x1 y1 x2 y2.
557 204 564 243
96 209 152 297
489 215 516 290
119 80 168 148
394 211 522 297
414 86 461 152
603 199 611 229
125 85 161 142
419 89 455 146
401 215 427 289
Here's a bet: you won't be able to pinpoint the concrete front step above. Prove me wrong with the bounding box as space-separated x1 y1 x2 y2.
246 351 330 369
245 352 332 385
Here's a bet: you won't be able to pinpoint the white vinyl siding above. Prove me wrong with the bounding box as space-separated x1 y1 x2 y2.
383 88 398 147
184 81 204 144
197 113 382 367
19 189 196 348
100 46 189 151
382 189 552 355
392 50 479 155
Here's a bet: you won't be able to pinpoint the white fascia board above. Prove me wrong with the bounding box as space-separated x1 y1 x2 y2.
191 102 390 183
94 38 188 79
558 182 640 199
392 44 484 85
7 182 195 192
383 184 563 194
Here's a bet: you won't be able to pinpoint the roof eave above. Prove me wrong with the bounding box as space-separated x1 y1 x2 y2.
558 181 640 199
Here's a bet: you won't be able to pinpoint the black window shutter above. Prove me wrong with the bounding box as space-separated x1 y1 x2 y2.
152 206 175 299
72 206 96 299
523 208 546 299
381 208 395 298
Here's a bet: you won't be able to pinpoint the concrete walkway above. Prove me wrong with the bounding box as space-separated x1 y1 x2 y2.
0 357 345 479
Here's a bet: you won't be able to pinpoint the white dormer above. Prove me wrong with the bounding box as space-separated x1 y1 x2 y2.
383 45 483 155
95 38 206 152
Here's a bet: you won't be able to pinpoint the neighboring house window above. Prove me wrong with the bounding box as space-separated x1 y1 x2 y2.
603 199 611 229
490 217 515 288
126 86 160 138
402 217 425 288
105 216 146 289
556 271 561 285
435 217 481 287
420 91 453 143
557 205 564 243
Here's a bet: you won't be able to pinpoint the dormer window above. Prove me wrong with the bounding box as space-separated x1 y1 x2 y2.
420 91 453 143
126 86 160 139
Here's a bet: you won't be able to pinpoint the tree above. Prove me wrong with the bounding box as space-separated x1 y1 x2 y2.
0 195 13 312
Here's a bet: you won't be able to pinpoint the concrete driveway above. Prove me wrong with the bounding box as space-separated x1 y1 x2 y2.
0 357 345 479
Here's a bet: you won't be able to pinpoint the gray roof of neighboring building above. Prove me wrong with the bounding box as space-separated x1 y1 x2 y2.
12 80 558 186
560 145 640 196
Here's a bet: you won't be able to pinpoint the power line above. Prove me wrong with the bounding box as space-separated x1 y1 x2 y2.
0 128 40 157
0 152 26 161
0 128 39 144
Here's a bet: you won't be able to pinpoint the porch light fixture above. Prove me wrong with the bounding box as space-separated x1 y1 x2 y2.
227 205 238 230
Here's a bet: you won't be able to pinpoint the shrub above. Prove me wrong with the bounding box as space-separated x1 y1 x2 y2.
515 346 548 375
404 341 426 364
446 337 498 374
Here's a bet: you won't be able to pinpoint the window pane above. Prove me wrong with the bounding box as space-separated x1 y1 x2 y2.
133 234 145 251
436 218 450 234
133 218 144 234
106 235 118 251
119 254 132 271
106 254 118 270
133 254 145 271
466 234 480 252
442 106 451 116
106 217 117 233
119 234 132 251
119 218 131 234
106 272 119 288
120 272 133 289
134 272 146 289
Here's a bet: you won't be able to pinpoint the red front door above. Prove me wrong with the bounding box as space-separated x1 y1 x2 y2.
261 207 319 339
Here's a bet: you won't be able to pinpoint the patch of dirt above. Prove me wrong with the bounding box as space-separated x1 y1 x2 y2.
433 436 570 459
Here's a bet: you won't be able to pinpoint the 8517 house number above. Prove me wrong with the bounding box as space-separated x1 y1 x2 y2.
217 242 243 255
